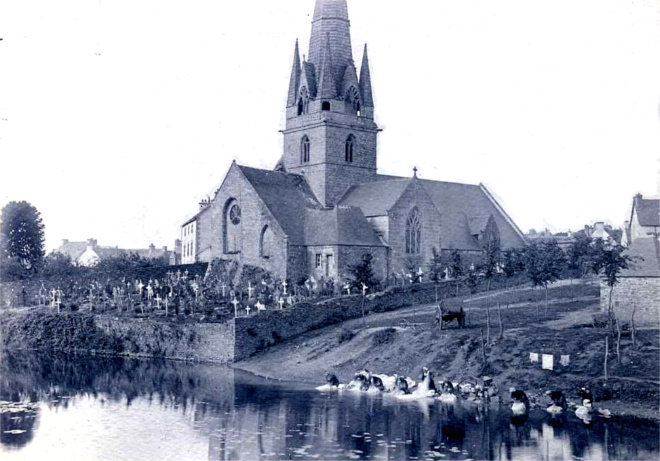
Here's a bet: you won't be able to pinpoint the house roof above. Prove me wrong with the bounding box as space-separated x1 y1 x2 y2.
238 165 323 245
633 196 660 227
182 205 210 227
56 241 89 261
55 241 168 262
620 237 660 278
304 207 385 247
468 216 491 236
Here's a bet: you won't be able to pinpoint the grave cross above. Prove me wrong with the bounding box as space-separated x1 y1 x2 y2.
417 267 424 283
278 297 285 310
55 288 62 314
344 283 351 295
50 289 57 308
281 279 288 295
256 301 265 312
155 294 162 309
361 283 368 296
245 305 251 316
247 282 254 299
232 298 240 318
221 283 226 298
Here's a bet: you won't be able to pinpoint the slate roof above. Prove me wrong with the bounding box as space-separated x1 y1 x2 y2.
468 216 491 236
620 237 660 278
304 207 384 247
633 196 660 227
239 165 384 247
182 205 210 226
339 176 526 251
239 165 323 245
338 179 411 217
56 241 89 261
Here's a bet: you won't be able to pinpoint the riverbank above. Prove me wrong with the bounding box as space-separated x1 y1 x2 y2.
237 284 660 421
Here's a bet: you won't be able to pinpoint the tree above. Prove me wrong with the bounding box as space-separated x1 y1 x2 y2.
588 238 607 276
0 201 46 277
449 249 463 296
426 246 444 303
349 253 378 291
567 234 592 280
524 240 565 318
600 244 636 333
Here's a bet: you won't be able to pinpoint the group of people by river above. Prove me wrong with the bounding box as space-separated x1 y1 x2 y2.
319 368 611 424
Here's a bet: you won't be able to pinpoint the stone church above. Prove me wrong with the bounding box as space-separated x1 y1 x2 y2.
180 0 526 283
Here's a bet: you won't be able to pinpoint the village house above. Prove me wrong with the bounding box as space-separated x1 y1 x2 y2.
56 238 175 267
179 0 527 283
624 193 660 245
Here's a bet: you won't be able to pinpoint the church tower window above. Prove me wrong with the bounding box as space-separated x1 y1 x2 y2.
321 101 331 111
297 87 309 116
223 198 242 254
346 86 361 116
345 135 355 162
301 136 311 163
405 207 422 255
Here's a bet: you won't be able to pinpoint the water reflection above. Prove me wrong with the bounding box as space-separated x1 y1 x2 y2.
0 351 658 460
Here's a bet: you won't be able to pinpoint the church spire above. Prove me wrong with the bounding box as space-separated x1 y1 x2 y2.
317 34 337 99
309 0 353 90
286 40 301 107
359 44 374 107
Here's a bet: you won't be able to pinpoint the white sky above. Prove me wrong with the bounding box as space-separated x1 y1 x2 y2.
1 0 659 252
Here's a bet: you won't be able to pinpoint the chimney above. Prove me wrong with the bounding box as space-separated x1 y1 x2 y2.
149 243 155 251
162 246 168 252
595 222 605 232
567 230 573 238
87 238 97 249
61 239 69 246
174 239 182 252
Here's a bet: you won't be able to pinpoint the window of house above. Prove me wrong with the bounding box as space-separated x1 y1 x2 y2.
405 207 422 255
301 136 311 163
315 253 322 268
345 135 355 162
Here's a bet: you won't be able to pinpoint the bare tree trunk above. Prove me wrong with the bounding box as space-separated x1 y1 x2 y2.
545 285 548 318
480 327 488 368
498 302 504 339
361 293 366 328
608 285 614 335
486 301 491 345
616 318 622 365
631 305 637 349
604 335 609 381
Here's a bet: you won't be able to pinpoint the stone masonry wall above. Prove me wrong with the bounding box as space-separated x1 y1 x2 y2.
600 277 660 325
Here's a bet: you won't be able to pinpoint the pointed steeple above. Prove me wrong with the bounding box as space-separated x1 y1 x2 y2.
359 44 374 107
317 34 337 99
286 40 301 107
309 0 353 90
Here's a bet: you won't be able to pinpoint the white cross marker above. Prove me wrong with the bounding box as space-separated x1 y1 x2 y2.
281 279 288 295
245 305 251 316
247 282 254 299
232 298 240 317
344 283 351 295
418 267 424 283
221 283 226 297
155 294 161 308
256 301 265 312
361 283 368 296
278 297 285 310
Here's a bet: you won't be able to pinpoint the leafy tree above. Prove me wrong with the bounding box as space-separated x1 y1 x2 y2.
426 246 444 302
600 244 636 332
0 201 46 277
524 240 565 316
588 238 607 276
449 249 463 296
349 253 378 291
42 252 77 277
567 234 592 280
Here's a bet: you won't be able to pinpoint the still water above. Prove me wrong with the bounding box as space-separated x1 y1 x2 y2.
1 351 658 461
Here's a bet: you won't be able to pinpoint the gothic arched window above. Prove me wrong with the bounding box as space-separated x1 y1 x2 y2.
260 225 275 259
223 198 242 254
405 207 422 255
346 86 361 116
301 135 310 163
297 87 309 116
345 134 355 162
322 101 331 111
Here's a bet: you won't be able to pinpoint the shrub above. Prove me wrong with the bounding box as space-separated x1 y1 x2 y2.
337 328 355 344
372 328 397 346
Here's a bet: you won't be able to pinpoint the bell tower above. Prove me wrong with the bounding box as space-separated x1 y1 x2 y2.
282 0 379 207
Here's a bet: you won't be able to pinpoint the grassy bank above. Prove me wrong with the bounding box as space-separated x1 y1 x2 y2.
238 284 660 421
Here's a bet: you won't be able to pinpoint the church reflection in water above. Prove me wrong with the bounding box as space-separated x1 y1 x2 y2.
1 351 658 461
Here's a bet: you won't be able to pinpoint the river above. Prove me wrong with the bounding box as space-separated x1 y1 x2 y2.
0 351 657 460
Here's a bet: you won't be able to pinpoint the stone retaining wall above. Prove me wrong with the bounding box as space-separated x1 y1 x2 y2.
600 277 660 325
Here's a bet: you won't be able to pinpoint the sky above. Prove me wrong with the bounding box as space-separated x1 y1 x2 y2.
1 0 659 252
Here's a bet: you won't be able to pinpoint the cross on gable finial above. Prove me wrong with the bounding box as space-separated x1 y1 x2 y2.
413 166 418 178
